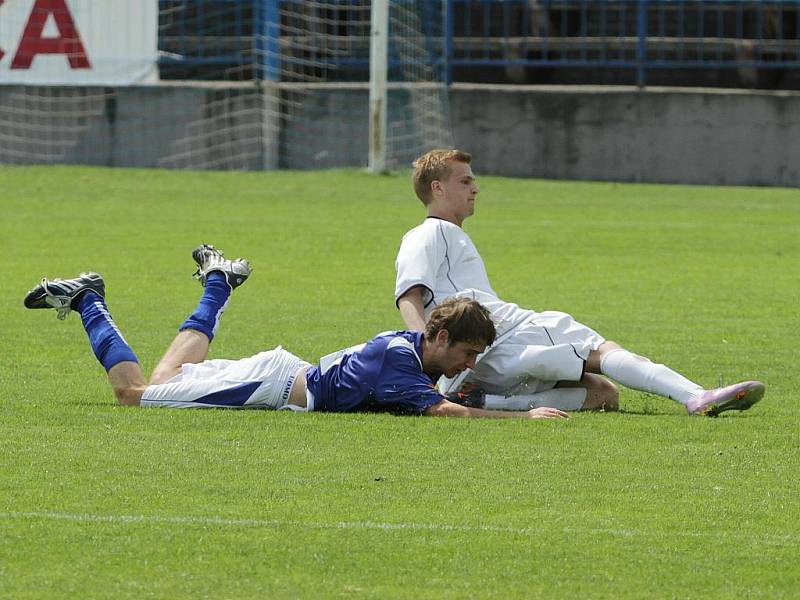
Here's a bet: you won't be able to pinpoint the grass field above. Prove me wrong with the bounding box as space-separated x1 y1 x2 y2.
1 165 798 598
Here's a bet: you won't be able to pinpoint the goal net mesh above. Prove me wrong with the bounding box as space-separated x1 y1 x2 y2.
0 0 451 171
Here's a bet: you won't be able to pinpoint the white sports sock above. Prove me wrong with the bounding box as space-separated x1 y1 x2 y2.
484 388 587 412
599 349 703 405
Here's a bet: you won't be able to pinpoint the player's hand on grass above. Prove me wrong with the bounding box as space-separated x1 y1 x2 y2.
527 406 569 419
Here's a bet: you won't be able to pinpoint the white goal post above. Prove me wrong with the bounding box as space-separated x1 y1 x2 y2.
271 0 453 172
369 0 390 174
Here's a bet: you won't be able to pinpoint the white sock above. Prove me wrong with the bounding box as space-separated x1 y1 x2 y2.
484 388 587 412
599 349 703 405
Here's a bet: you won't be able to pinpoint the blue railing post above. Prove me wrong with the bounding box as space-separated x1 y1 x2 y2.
254 0 264 80
636 0 648 88
255 0 280 81
444 0 454 85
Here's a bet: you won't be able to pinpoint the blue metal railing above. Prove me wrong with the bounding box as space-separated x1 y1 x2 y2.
158 0 256 79
157 0 800 88
445 0 800 86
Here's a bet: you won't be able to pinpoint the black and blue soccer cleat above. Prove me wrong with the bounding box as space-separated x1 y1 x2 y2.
24 272 105 320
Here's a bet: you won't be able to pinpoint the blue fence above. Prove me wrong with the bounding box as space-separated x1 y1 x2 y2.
157 0 800 87
158 0 254 79
446 0 800 86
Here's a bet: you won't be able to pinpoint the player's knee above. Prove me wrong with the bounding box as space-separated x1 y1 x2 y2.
581 376 619 411
148 366 176 386
113 385 144 407
596 377 619 411
588 341 622 373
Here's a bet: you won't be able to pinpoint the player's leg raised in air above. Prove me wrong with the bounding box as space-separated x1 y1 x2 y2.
24 271 146 405
23 244 268 408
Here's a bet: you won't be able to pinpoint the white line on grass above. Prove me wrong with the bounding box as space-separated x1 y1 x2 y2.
6 511 525 535
0 511 795 546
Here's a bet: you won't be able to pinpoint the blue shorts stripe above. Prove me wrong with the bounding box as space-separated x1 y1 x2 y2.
191 381 262 407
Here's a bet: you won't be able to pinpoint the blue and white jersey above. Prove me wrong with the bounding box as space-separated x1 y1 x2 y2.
305 331 444 414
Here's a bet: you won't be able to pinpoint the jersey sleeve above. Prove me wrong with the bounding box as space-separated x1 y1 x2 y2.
374 343 443 415
394 222 445 307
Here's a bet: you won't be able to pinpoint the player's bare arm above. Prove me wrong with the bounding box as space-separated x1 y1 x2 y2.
397 286 427 331
424 399 569 419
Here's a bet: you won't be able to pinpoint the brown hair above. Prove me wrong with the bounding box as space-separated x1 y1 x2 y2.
425 297 496 347
412 149 472 205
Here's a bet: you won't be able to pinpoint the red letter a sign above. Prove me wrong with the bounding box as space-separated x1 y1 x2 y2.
0 1 4 62
11 0 91 69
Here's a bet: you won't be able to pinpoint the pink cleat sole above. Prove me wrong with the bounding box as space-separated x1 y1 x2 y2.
687 380 766 417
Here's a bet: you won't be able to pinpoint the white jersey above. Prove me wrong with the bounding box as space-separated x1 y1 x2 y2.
395 217 604 395
395 217 534 337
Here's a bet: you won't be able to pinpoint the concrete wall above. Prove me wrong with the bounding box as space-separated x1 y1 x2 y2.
451 85 800 187
1 84 798 187
0 85 266 170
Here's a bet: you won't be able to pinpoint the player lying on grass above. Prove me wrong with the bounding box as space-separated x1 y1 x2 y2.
395 149 765 416
23 244 568 419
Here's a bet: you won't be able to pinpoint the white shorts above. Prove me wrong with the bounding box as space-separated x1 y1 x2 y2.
465 311 605 395
141 346 311 409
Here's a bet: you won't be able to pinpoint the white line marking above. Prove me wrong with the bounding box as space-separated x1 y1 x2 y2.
0 511 794 546
2 511 525 534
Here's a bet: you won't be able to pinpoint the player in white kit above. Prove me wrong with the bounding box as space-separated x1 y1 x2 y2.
394 149 765 416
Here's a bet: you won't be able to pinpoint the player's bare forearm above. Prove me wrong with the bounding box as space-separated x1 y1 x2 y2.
424 399 569 419
397 287 427 331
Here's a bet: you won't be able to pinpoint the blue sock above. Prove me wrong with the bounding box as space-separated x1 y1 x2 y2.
178 272 231 341
77 291 139 372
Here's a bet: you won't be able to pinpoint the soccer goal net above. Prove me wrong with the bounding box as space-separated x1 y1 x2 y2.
0 0 452 171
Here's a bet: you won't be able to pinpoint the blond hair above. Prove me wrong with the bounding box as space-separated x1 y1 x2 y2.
411 149 472 205
425 297 495 347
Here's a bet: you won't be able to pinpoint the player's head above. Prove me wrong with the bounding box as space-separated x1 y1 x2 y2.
412 150 478 224
423 297 495 378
